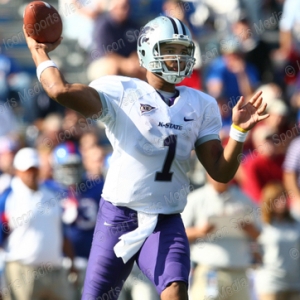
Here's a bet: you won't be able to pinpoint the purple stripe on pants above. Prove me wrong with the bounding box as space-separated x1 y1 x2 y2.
82 199 190 300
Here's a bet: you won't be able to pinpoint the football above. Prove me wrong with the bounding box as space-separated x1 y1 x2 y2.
23 1 63 43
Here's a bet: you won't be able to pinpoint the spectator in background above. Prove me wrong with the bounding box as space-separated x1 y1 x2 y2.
0 42 23 103
0 34 35 126
87 0 146 81
239 0 262 25
60 108 83 141
240 125 285 204
36 142 55 189
205 43 260 101
241 82 286 153
35 113 63 150
78 129 111 158
51 141 104 300
262 98 290 134
244 97 291 156
58 108 96 145
290 74 300 127
79 130 99 155
255 181 300 300
230 16 273 84
81 145 106 180
205 42 260 131
0 135 19 195
272 0 300 90
58 0 107 51
262 98 293 155
283 134 300 221
0 147 76 300
0 102 19 138
182 172 261 300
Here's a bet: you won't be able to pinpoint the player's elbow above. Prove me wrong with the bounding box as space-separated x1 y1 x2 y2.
48 84 70 105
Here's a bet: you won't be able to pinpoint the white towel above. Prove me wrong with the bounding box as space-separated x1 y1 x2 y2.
114 212 158 263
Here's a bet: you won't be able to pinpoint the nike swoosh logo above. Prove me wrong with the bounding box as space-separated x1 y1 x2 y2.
184 117 194 122
104 221 113 226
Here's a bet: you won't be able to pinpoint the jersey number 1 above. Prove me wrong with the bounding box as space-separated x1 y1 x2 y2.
155 135 177 182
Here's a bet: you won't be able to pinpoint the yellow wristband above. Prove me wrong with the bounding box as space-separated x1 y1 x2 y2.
232 123 248 133
230 125 248 142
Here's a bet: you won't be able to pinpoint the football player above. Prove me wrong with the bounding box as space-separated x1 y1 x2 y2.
24 16 269 300
51 141 104 299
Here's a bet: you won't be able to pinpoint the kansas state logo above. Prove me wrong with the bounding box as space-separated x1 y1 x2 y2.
158 122 183 130
140 103 156 114
138 26 155 46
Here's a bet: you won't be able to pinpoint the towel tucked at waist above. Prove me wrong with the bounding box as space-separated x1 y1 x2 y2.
113 212 158 263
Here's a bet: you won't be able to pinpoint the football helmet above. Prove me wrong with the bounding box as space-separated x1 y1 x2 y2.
137 16 196 84
52 141 84 187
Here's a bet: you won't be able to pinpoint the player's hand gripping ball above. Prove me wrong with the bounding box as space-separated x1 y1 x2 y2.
23 1 63 43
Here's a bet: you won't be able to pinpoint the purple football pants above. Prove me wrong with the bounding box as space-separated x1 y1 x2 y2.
81 198 190 300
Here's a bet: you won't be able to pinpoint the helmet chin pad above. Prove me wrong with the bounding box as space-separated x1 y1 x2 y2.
155 72 185 84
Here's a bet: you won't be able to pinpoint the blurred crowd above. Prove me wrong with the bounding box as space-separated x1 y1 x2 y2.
0 0 300 299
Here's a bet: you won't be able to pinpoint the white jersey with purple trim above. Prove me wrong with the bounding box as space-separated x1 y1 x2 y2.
89 76 222 214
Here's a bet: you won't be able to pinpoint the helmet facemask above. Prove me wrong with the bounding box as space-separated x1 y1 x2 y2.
52 142 84 187
53 163 84 187
151 39 196 84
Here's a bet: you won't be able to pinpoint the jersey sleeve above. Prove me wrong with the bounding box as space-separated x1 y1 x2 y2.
89 76 125 126
195 98 222 146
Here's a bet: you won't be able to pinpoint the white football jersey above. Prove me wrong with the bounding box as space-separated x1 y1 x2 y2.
89 76 222 214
